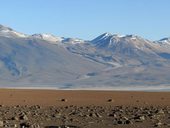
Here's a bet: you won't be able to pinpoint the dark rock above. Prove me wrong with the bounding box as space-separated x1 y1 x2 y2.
108 113 117 118
134 115 145 122
11 116 19 121
89 113 96 117
107 99 113 102
125 120 133 124
61 99 67 102
20 122 30 128
117 120 123 124
19 114 28 120
95 113 102 118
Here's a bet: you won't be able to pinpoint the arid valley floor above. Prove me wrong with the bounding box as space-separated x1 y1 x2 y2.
0 90 169 128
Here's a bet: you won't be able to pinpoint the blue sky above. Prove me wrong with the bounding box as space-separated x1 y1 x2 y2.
0 0 169 40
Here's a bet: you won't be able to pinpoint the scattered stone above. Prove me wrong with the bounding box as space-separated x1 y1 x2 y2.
45 125 79 128
61 99 67 102
20 114 28 120
136 100 139 103
31 124 40 128
122 116 129 120
117 120 123 124
166 124 170 127
10 124 18 128
154 122 162 127
0 104 168 128
156 109 165 115
161 97 165 100
125 120 133 124
89 113 96 117
134 115 145 122
108 113 117 118
95 113 102 118
0 105 4 107
20 122 30 128
139 116 145 121
0 121 3 127
11 116 19 121
107 99 113 102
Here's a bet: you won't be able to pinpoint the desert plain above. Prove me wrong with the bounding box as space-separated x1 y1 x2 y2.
0 89 169 128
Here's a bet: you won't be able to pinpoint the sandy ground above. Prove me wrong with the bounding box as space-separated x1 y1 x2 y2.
0 89 169 106
0 89 169 128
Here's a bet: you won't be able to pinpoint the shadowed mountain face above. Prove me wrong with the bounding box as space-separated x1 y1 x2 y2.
91 33 170 66
0 25 170 89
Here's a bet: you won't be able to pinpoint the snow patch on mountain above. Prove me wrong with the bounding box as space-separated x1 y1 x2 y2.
31 34 64 43
157 38 170 45
0 24 170 89
0 25 28 38
63 38 85 44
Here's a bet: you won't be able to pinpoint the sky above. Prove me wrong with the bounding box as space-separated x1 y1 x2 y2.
0 0 169 40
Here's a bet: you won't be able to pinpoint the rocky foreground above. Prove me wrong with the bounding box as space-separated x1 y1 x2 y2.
0 90 169 128
0 103 169 128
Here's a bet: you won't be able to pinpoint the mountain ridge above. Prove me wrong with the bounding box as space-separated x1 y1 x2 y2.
0 24 168 43
0 24 169 89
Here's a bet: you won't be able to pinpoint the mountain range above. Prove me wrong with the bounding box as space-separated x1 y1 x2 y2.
0 24 170 90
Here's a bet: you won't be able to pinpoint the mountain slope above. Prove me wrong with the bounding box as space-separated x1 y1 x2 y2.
0 25 28 38
0 34 106 87
91 33 169 66
0 25 170 89
158 37 170 45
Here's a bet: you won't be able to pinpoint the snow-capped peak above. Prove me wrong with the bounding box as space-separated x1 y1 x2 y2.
92 33 130 43
91 32 157 53
91 33 136 46
158 37 170 44
102 32 112 37
63 38 85 44
0 24 28 38
96 32 112 40
123 34 144 40
31 33 64 43
112 34 125 38
0 24 13 31
160 37 170 41
125 34 137 38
